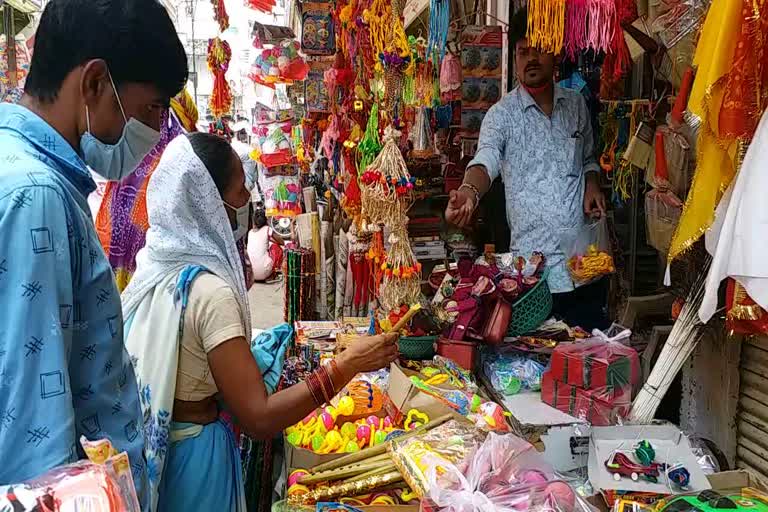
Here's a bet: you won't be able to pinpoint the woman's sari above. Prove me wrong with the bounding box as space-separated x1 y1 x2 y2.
122 136 253 512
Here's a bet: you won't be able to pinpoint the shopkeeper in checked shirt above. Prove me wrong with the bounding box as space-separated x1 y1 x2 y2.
446 8 609 330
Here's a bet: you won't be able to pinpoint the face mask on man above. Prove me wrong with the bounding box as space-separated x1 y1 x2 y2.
81 70 161 181
224 199 251 241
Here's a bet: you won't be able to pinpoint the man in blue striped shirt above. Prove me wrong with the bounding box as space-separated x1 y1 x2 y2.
446 8 609 329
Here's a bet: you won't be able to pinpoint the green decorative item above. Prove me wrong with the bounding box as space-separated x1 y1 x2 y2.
635 440 656 466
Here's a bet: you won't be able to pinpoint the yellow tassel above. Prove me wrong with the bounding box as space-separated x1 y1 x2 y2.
527 0 566 54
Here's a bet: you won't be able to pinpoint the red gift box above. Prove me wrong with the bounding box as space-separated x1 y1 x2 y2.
550 341 640 391
574 386 632 426
541 372 578 415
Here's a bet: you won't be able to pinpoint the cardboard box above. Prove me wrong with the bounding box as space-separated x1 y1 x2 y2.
284 439 346 472
588 424 712 496
386 363 462 424
707 469 768 493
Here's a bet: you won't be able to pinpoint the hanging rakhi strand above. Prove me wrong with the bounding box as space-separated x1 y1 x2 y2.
427 0 450 64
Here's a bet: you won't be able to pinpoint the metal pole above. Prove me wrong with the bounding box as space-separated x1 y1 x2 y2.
186 0 198 105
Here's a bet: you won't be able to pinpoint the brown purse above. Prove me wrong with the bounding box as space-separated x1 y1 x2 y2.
482 298 513 345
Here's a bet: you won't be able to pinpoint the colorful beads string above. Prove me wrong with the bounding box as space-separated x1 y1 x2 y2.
284 248 317 324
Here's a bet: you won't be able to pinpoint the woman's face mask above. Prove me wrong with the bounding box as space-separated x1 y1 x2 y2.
81 70 161 181
224 198 251 241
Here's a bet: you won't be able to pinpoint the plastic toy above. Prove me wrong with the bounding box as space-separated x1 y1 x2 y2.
667 465 691 489
634 440 656 466
337 396 355 416
605 453 666 482
404 409 429 430
657 490 768 512
287 469 308 488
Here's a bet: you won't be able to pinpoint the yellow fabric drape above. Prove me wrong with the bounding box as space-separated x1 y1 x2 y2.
667 0 743 262
170 88 199 133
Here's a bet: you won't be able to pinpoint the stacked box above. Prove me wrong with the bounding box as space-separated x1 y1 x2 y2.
542 341 640 425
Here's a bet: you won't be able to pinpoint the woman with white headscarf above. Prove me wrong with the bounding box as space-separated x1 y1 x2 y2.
122 133 399 511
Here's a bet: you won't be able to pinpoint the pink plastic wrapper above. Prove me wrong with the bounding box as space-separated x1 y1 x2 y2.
423 432 596 512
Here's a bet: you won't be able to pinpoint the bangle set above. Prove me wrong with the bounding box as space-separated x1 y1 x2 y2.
305 361 345 407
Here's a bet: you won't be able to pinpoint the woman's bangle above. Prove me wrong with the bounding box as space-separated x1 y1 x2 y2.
317 367 334 404
327 359 345 392
306 372 324 407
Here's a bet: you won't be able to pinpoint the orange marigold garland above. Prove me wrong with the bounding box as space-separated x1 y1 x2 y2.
207 37 233 119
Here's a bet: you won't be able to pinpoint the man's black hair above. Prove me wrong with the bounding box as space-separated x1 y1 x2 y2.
187 132 237 195
253 206 267 229
25 0 188 103
510 8 528 51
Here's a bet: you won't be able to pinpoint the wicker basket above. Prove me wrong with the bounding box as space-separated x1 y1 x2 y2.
507 269 553 337
398 335 437 360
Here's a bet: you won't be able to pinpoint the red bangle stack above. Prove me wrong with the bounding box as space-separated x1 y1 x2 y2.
306 366 338 407
306 371 324 407
317 366 334 404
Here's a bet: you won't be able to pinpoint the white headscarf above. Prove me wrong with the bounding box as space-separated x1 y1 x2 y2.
122 134 251 332
121 134 251 510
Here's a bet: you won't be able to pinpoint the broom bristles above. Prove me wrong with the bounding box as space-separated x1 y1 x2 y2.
629 255 711 423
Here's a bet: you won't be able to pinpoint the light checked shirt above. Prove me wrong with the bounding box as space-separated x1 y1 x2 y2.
469 85 600 293
0 104 148 508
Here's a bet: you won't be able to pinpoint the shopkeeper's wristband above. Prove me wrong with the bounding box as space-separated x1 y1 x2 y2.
458 183 480 211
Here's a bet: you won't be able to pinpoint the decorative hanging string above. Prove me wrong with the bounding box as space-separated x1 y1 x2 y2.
212 0 230 32
207 37 233 119
357 103 382 171
527 0 566 54
360 125 416 227
284 248 317 323
601 0 637 83
364 0 411 74
564 0 588 61
427 0 450 64
380 226 422 311
587 0 616 54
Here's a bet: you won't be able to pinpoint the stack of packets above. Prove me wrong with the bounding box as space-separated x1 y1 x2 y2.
541 339 640 425
0 437 140 511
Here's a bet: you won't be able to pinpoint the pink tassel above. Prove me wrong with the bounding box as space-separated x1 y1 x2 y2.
564 0 588 60
587 0 616 54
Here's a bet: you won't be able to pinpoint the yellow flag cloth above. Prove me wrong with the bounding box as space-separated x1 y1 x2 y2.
667 0 743 262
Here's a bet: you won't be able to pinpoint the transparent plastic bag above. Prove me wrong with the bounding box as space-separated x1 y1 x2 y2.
542 339 641 426
261 175 302 217
484 354 546 395
423 432 596 512
389 420 486 497
0 455 140 511
563 218 615 286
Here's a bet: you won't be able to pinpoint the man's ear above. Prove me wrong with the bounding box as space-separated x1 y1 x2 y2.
79 59 109 108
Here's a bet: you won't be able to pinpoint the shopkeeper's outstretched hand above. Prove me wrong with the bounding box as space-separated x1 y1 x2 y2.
446 188 477 228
